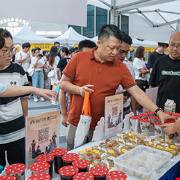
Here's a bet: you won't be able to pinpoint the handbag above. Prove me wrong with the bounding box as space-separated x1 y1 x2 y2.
74 91 92 148
47 70 55 78
27 65 34 77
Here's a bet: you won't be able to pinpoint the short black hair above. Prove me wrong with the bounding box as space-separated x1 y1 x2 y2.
54 41 60 45
31 48 35 53
43 51 47 56
61 47 69 55
98 24 122 42
158 42 169 48
122 31 133 45
78 40 96 52
22 42 31 49
34 47 40 52
0 28 12 49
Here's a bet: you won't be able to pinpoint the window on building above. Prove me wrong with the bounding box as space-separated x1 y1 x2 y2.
96 7 108 36
83 5 94 38
121 15 129 34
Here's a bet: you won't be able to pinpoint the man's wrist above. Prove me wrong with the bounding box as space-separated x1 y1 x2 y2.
154 107 163 116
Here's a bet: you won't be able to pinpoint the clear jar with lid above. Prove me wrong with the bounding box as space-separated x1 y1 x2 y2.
92 150 101 158
73 172 94 180
100 160 109 168
175 143 180 152
98 147 107 154
110 138 118 144
121 149 128 154
161 143 169 149
107 144 113 151
170 145 179 155
85 147 92 154
78 150 87 159
92 145 100 150
165 148 174 156
28 173 50 180
107 149 115 156
93 155 101 165
51 148 68 174
84 153 93 163
112 147 119 153
29 162 50 175
166 139 173 145
106 170 127 180
156 145 165 151
73 159 91 172
0 175 16 180
36 154 54 178
62 153 79 166
112 142 119 147
99 142 107 149
89 165 109 180
5 163 26 180
101 153 109 161
107 156 115 168
59 166 79 180
114 152 121 158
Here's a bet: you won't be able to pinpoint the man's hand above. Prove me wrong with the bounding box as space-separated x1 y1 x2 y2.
62 114 68 127
163 123 176 136
57 76 61 81
33 88 57 100
157 111 175 124
26 54 30 59
79 85 94 97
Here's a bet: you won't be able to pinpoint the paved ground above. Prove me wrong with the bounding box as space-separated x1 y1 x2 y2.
28 97 67 149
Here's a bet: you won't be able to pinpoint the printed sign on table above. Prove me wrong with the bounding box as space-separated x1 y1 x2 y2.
26 110 59 168
105 94 123 136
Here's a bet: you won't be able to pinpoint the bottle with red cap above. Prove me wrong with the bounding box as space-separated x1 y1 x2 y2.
72 159 91 172
51 148 68 174
5 163 26 180
62 153 79 166
28 173 50 180
106 170 127 180
36 154 54 178
58 166 79 180
89 165 109 180
73 172 94 180
0 175 16 180
29 162 50 175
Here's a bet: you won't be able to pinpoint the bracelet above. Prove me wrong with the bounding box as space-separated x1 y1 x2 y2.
154 107 162 116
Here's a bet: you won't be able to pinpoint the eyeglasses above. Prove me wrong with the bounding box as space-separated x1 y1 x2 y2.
0 47 15 57
119 49 129 55
169 44 180 50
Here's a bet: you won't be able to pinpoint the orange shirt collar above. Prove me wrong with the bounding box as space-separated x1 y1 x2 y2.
91 47 114 64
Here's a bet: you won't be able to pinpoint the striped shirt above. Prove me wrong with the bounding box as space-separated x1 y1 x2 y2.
0 62 29 144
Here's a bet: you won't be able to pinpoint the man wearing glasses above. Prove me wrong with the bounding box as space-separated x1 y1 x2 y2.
149 31 180 113
116 32 136 117
0 28 29 167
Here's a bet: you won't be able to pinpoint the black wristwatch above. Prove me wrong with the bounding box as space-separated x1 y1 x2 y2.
154 107 162 116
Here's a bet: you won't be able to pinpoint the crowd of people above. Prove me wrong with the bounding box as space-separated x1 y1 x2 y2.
0 24 180 168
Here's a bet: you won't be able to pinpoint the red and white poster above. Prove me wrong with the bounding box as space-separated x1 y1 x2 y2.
25 110 59 168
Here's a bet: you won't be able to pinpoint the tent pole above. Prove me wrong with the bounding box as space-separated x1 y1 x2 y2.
176 20 180 31
110 0 118 25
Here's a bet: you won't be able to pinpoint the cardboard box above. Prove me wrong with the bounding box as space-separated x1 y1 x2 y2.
164 99 176 113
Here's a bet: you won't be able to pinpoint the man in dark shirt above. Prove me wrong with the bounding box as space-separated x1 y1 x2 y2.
148 42 168 73
149 31 180 113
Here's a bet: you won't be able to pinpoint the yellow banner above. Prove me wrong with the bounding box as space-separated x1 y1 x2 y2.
145 47 156 52
30 44 54 51
164 48 169 53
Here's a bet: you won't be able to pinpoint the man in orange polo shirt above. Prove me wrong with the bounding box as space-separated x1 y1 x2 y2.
60 24 172 150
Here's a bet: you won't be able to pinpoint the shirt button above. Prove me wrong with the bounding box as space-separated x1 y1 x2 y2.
99 68 101 70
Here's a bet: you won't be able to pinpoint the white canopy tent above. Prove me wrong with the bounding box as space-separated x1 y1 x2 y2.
13 25 54 44
87 0 176 25
54 27 90 45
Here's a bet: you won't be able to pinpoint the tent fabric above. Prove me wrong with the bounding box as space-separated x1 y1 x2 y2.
53 27 90 45
13 25 54 44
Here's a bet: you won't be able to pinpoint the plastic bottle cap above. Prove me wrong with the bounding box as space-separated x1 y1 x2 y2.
89 165 109 176
73 172 94 180
0 175 16 180
58 166 79 176
106 170 127 180
51 148 68 157
72 159 91 168
129 116 140 120
29 162 50 172
36 154 54 162
62 153 79 162
28 173 50 180
5 163 26 174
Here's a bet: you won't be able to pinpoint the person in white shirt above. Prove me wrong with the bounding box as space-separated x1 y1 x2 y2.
47 46 60 89
133 46 150 110
31 48 45 102
116 32 136 117
16 42 31 84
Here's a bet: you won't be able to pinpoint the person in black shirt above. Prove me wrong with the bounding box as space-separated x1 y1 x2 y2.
56 47 70 81
148 42 168 73
149 31 180 114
